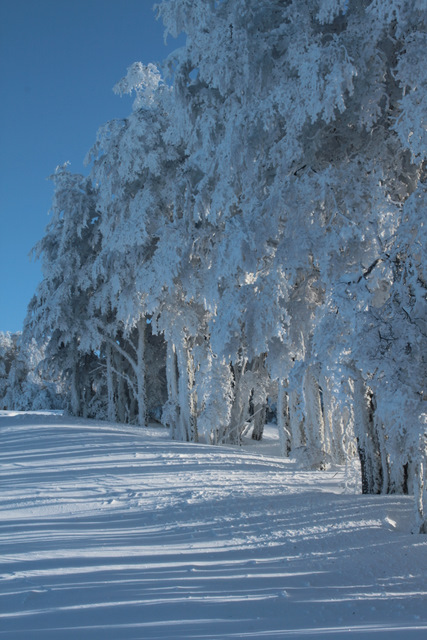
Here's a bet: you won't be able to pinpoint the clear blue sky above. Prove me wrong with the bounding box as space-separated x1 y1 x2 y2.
0 0 182 333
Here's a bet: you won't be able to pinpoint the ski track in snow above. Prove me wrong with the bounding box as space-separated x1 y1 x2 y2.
0 411 426 639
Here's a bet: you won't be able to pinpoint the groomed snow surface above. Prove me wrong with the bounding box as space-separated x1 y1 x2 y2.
1 412 426 639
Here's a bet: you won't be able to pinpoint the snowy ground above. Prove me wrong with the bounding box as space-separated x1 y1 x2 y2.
1 411 426 639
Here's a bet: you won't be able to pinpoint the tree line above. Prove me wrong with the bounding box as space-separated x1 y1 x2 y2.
5 1 425 530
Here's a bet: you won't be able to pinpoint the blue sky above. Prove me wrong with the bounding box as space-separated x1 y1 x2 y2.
0 0 182 333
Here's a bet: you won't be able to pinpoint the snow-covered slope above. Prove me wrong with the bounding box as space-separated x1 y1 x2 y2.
1 411 426 639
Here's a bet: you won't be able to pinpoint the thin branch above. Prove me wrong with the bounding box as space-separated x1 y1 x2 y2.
110 364 137 397
100 331 138 376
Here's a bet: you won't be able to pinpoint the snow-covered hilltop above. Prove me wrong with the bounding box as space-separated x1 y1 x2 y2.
1 411 426 639
1 1 426 530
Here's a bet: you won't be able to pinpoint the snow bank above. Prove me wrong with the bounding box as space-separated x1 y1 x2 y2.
0 412 426 639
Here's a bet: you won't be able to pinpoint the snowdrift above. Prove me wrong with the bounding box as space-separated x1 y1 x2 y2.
1 411 426 639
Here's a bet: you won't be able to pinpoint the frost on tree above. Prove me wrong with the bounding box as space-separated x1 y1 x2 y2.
26 0 427 532
0 332 63 410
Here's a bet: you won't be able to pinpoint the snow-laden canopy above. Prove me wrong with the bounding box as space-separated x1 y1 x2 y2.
19 0 426 532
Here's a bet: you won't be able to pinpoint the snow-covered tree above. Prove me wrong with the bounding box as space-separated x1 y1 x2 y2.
25 165 101 417
25 0 426 531
0 331 63 410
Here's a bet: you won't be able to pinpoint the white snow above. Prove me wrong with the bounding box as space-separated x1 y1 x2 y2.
1 411 426 639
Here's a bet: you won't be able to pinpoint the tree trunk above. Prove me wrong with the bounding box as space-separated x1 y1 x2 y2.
106 345 116 422
389 459 410 495
320 374 348 464
228 360 249 444
277 380 291 457
136 318 147 427
303 365 325 456
70 360 80 416
176 336 198 442
165 340 179 438
113 349 127 423
351 373 382 494
251 401 266 441
415 458 427 533
289 389 306 449
250 354 268 441
375 414 391 494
